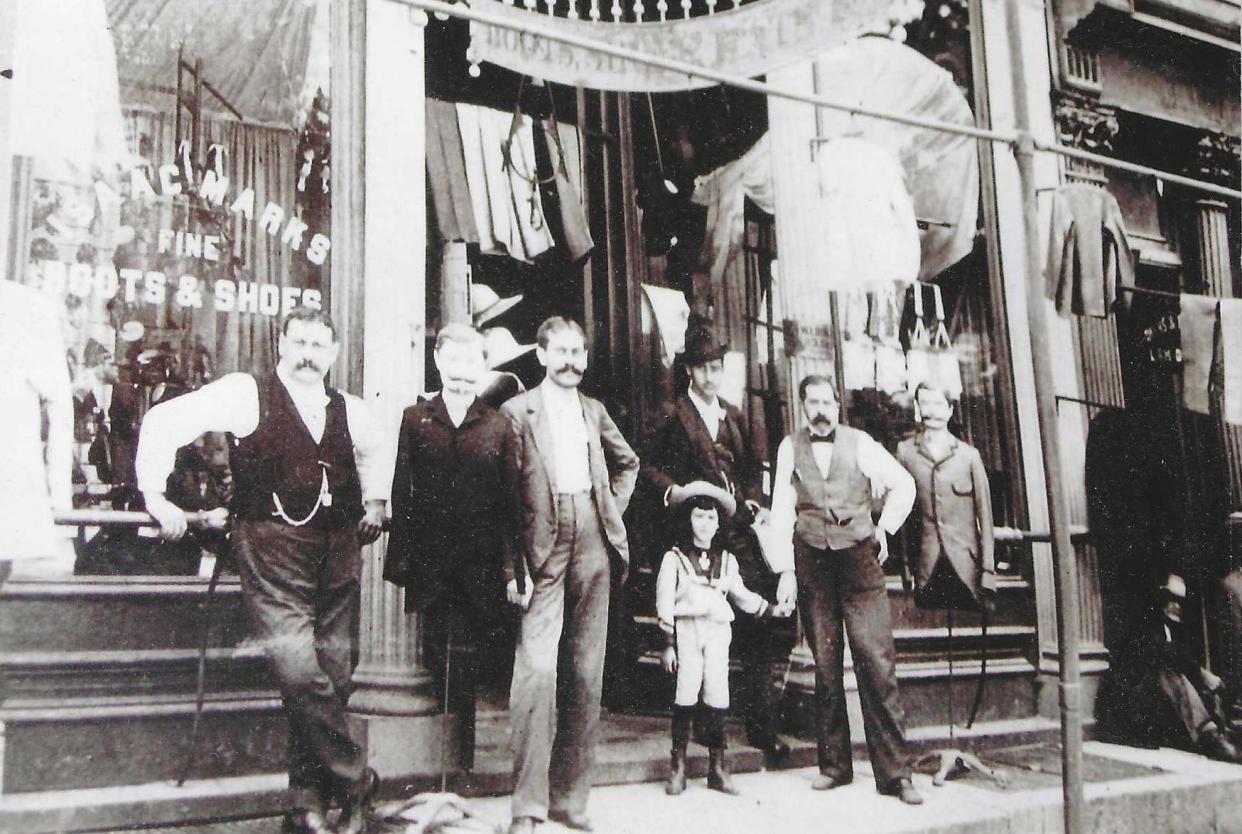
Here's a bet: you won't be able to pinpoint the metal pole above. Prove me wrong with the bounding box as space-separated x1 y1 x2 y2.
1003 1 1085 830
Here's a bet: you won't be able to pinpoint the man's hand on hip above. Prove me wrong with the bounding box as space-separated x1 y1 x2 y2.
507 576 533 610
144 493 188 541
357 500 386 545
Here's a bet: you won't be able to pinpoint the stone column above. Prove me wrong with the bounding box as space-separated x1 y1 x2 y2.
333 0 448 779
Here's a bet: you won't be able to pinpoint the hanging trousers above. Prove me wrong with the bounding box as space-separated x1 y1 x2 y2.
233 520 365 814
510 492 611 821
794 535 912 788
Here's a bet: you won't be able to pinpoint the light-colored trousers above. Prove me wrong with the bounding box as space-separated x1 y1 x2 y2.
674 617 733 708
510 492 611 821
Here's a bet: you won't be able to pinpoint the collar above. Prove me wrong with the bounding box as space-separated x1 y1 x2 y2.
275 365 328 408
540 378 581 412
807 427 836 444
916 430 959 464
435 391 481 427
687 386 725 422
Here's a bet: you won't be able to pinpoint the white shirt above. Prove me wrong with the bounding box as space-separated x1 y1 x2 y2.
135 370 389 503
766 429 915 573
687 386 726 441
540 380 592 494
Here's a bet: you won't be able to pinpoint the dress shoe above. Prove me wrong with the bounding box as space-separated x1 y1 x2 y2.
762 739 792 767
337 767 379 834
1200 727 1242 764
281 809 333 834
548 809 594 831
810 773 853 791
879 777 925 805
508 817 537 834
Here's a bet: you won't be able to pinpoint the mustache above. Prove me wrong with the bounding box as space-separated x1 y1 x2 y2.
555 365 584 375
810 414 833 425
296 359 321 371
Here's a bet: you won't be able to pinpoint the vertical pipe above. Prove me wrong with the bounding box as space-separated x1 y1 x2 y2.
1004 1 1085 830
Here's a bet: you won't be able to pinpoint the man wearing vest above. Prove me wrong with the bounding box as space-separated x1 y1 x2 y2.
769 374 923 804
137 306 386 834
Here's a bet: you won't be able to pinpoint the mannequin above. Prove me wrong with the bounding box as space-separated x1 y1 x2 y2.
897 383 1005 787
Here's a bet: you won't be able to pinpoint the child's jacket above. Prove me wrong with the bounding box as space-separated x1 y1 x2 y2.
655 546 769 635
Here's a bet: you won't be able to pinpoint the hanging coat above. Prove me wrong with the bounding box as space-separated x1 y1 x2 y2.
1044 185 1135 318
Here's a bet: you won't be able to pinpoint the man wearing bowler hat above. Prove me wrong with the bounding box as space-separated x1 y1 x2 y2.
639 322 792 764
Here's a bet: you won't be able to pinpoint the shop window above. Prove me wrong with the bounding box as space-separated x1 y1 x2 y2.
3 2 331 579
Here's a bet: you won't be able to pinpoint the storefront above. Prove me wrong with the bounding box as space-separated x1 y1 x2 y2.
1 0 1238 830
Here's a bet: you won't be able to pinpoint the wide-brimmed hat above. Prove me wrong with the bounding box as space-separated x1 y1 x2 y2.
1161 574 1187 600
471 283 524 327
483 327 536 370
681 324 727 367
476 369 526 409
668 480 736 518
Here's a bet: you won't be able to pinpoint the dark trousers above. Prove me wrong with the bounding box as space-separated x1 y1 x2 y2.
233 520 364 813
795 535 911 787
1153 669 1215 746
422 586 510 770
510 492 611 821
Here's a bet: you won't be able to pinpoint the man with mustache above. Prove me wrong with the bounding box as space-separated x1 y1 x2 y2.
502 317 639 834
384 323 525 772
639 323 793 764
767 375 923 804
137 306 386 834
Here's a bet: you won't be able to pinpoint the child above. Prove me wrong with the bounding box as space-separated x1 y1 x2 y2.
656 482 787 796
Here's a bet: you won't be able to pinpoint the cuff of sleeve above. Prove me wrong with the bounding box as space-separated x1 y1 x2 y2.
663 486 673 507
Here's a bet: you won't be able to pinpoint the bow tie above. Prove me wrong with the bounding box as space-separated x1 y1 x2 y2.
809 432 836 444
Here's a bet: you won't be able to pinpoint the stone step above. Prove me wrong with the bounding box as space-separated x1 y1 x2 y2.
0 577 249 653
0 691 286 794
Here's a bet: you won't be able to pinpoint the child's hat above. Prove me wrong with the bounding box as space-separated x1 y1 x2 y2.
669 480 737 518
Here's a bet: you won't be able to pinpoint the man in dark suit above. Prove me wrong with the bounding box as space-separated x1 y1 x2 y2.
503 317 639 834
384 324 523 771
639 324 792 764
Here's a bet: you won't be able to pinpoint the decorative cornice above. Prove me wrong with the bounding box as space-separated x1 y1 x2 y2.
1052 90 1120 154
1191 130 1241 188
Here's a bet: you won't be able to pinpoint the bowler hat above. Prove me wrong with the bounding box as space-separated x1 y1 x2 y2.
681 325 727 367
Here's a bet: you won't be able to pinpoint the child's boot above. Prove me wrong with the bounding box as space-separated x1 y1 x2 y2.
666 705 693 795
705 708 739 795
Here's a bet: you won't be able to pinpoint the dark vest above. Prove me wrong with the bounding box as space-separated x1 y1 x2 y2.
791 425 875 550
230 374 363 530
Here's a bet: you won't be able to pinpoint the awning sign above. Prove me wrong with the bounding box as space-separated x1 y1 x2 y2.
468 0 914 93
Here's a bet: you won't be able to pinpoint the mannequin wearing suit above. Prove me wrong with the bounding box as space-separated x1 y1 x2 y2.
384 325 523 770
504 318 639 834
895 384 997 612
639 325 791 762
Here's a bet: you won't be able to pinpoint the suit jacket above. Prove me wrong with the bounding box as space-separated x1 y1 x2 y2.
501 385 639 579
639 394 764 517
896 433 996 606
384 395 523 615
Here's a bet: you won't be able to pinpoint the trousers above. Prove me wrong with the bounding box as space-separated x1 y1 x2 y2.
795 535 911 788
674 617 733 708
233 520 364 813
510 492 611 821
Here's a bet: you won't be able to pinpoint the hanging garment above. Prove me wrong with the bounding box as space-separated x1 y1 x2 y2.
0 281 74 561
1220 300 1242 426
1179 294 1218 416
426 99 479 244
540 120 594 262
641 284 691 368
814 138 921 292
1045 185 1136 318
895 434 997 612
872 286 908 395
691 135 776 284
840 290 876 391
10 0 129 176
455 104 554 262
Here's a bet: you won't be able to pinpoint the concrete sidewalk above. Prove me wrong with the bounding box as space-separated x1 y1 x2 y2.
383 743 1242 834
